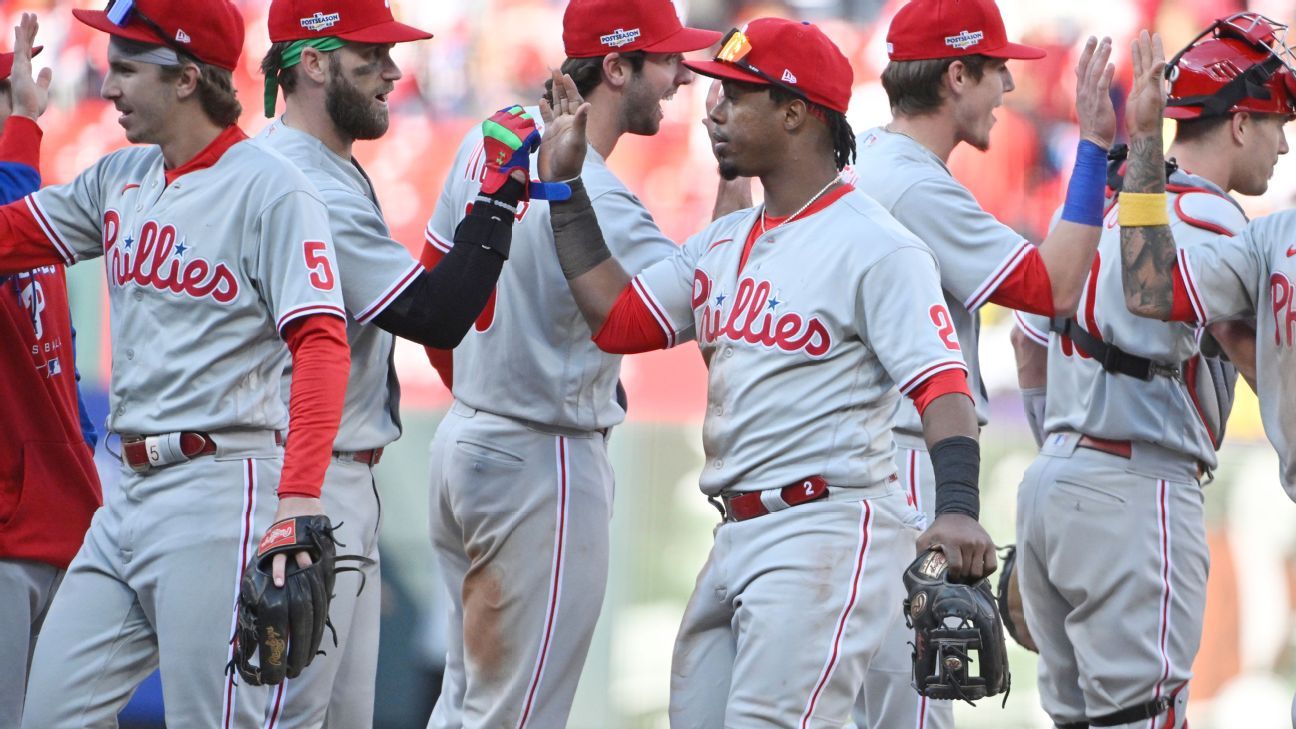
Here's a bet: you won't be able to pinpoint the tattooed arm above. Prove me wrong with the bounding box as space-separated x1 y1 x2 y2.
1118 31 1179 320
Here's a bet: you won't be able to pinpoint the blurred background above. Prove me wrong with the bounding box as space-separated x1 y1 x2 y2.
6 0 1296 726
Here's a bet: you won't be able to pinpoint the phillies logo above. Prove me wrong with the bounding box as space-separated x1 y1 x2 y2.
18 278 45 339
691 271 832 357
103 210 239 303
1271 271 1296 347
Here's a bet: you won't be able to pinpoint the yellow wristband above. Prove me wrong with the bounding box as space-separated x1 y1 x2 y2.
1117 192 1170 227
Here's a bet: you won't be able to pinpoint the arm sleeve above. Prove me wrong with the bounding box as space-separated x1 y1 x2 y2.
617 229 710 349
592 283 671 353
277 315 350 499
909 368 973 417
856 245 969 395
590 187 680 275
891 176 1038 312
985 246 1055 316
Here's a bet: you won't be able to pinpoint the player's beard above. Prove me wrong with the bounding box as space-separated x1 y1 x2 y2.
622 74 663 137
718 159 741 181
325 64 390 141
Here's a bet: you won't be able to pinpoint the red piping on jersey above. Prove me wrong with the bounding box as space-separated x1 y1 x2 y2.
22 195 74 266
631 276 676 348
1181 355 1221 449
1014 310 1049 346
1169 183 1241 236
1151 480 1175 715
964 240 1032 312
265 682 285 728
799 500 871 727
897 360 968 395
355 260 423 323
592 282 670 354
737 184 853 273
1174 249 1207 323
224 460 258 729
984 245 1055 317
516 437 571 729
164 125 249 186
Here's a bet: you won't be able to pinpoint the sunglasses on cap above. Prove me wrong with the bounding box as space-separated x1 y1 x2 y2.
105 0 196 61
715 27 807 100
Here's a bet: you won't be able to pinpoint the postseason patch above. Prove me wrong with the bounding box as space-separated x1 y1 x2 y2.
600 28 642 48
944 29 985 50
300 11 342 32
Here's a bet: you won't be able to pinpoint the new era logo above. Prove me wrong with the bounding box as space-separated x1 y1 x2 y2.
781 69 798 84
600 28 641 48
301 11 342 32
944 29 985 50
175 29 191 44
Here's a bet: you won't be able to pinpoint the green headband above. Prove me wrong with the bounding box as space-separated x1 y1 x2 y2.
264 37 349 118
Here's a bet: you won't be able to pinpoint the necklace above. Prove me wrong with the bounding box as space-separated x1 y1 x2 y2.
758 177 839 236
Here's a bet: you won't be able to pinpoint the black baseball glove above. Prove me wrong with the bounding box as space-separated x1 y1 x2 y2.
997 545 1039 653
229 515 339 686
903 547 1011 704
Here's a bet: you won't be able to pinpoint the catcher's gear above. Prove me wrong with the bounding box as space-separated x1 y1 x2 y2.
996 545 1038 653
903 547 1010 704
480 105 571 202
1166 12 1296 120
229 515 341 686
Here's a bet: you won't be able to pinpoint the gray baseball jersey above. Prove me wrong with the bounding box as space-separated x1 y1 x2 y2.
259 118 417 452
22 138 344 435
632 187 968 496
1179 210 1296 495
1015 171 1246 467
426 107 676 430
851 127 1044 444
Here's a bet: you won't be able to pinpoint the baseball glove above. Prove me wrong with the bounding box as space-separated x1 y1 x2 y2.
229 515 340 686
997 545 1039 653
903 547 1011 705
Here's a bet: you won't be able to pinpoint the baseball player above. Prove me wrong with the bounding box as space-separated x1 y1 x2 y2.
1011 17 1293 729
538 17 997 725
256 0 531 725
419 1 720 726
0 24 102 728
846 0 1119 724
0 3 355 727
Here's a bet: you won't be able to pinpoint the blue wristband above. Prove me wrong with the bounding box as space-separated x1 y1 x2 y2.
1060 139 1107 227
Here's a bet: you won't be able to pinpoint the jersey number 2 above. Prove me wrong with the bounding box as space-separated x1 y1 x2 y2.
929 305 960 351
303 241 336 291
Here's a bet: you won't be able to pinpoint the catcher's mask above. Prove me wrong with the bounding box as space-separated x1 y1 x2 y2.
902 547 1011 705
1166 12 1296 120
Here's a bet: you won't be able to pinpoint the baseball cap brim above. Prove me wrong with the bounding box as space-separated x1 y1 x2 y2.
0 47 42 82
73 8 172 47
683 59 767 86
642 26 722 54
983 41 1047 60
335 20 433 45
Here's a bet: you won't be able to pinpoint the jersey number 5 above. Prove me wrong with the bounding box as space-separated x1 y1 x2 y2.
303 241 336 291
929 304 960 351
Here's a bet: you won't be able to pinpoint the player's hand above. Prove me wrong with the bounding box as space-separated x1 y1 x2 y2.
1125 30 1167 139
538 70 590 182
268 496 325 588
916 514 997 582
1074 35 1116 148
10 14 52 121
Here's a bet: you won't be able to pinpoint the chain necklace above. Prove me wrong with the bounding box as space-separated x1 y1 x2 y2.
758 176 839 236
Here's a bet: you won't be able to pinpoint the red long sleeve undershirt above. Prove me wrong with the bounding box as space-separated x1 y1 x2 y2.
278 315 350 499
988 248 1055 317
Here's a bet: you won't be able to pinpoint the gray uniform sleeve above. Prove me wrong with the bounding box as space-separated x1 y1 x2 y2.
254 190 347 333
590 187 678 275
629 230 708 347
891 176 1034 311
1178 222 1268 324
324 191 421 323
856 245 969 395
27 158 112 263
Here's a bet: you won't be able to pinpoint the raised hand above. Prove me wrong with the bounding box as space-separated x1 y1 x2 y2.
1074 36 1116 148
1126 30 1167 140
10 13 52 121
538 70 590 183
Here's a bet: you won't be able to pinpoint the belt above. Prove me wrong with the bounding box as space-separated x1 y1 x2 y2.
120 430 283 473
716 476 830 522
333 447 383 465
1076 435 1132 459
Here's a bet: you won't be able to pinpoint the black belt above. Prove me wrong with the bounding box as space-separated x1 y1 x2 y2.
1050 317 1182 381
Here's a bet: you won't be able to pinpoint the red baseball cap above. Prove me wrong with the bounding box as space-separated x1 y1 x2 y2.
0 47 42 82
73 0 245 71
563 0 721 59
684 18 853 114
886 0 1045 62
268 0 433 44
